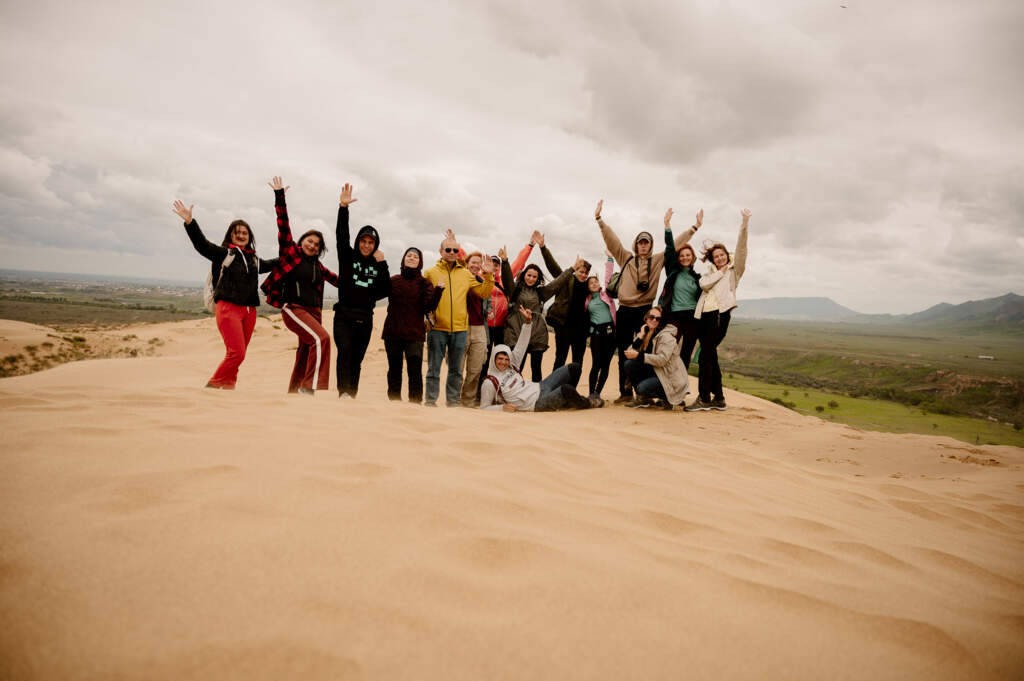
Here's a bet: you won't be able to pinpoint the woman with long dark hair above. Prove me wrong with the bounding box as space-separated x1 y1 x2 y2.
260 176 340 395
172 199 277 389
658 208 702 368
685 209 750 412
584 252 617 402
623 306 691 409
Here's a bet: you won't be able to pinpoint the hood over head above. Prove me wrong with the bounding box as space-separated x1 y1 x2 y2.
401 247 423 277
355 225 380 253
487 343 514 377
633 231 654 254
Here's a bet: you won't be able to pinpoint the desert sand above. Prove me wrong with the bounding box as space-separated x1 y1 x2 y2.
1 314 1022 680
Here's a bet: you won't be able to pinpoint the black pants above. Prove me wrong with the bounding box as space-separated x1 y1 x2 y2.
615 304 651 397
666 309 699 369
588 322 616 396
384 339 424 402
333 306 373 397
526 349 544 382
550 319 588 371
697 310 731 400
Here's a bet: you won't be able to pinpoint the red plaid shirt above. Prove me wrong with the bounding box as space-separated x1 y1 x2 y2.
261 190 339 308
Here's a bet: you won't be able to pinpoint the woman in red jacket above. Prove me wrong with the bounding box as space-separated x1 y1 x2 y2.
260 177 340 394
382 247 444 402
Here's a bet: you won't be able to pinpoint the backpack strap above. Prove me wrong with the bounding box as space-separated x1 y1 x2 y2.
485 375 503 403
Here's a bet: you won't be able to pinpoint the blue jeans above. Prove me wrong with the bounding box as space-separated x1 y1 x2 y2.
534 363 588 412
426 329 467 406
623 359 666 401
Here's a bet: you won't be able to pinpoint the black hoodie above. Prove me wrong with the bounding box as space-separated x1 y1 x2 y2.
334 204 391 312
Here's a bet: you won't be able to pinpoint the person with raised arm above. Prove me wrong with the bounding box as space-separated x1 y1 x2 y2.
536 230 592 371
423 229 495 407
460 250 490 407
685 209 751 412
172 200 278 390
584 251 618 402
382 247 444 403
333 183 391 399
480 306 602 412
623 306 691 409
260 176 339 394
486 237 535 357
657 208 703 368
500 247 578 382
594 199 699 403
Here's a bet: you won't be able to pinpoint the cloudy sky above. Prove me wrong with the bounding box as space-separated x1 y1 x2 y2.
1 0 1021 313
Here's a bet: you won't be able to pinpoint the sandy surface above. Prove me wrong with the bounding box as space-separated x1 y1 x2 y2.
1 314 1022 680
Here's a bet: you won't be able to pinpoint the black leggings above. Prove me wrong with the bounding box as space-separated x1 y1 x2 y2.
526 349 544 382
384 339 424 402
666 309 698 368
588 322 616 396
697 310 731 400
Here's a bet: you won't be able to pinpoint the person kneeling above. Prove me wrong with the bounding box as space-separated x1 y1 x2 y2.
481 307 603 412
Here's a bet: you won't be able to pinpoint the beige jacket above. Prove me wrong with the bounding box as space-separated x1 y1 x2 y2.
694 224 748 320
643 327 691 405
599 218 696 308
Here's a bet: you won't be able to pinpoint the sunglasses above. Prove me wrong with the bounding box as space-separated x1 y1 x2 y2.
646 314 661 321
443 248 458 253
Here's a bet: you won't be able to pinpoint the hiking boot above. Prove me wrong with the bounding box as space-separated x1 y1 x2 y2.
588 395 606 408
204 382 222 389
710 397 727 411
625 397 652 408
661 401 675 411
614 394 633 405
684 397 712 412
297 387 315 396
338 392 353 400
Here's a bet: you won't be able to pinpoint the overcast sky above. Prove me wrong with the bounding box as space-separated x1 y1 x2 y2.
1 0 1021 313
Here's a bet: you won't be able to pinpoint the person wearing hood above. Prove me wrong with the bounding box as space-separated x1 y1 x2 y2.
260 176 340 394
685 209 751 412
658 208 703 368
423 229 495 407
594 200 699 403
333 183 391 398
382 246 444 402
172 199 278 390
500 250 579 382
623 306 691 409
535 231 592 371
480 307 603 412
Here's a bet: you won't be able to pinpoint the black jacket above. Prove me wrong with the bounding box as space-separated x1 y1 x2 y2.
540 246 588 326
334 205 391 313
185 219 277 307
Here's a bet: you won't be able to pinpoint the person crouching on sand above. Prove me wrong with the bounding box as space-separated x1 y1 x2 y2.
480 306 603 412
172 200 278 390
623 306 691 410
382 247 444 403
685 208 751 413
260 176 340 395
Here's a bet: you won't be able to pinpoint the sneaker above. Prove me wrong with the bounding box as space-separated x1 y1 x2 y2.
588 395 606 408
710 397 727 411
204 382 221 389
614 394 634 405
339 392 353 400
684 397 713 412
661 401 675 411
297 387 315 396
423 401 437 408
625 398 651 408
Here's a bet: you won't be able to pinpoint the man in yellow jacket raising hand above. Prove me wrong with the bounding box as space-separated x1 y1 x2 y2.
423 230 495 407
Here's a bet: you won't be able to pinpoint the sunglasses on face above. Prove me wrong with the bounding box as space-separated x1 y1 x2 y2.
444 248 458 253
646 314 661 321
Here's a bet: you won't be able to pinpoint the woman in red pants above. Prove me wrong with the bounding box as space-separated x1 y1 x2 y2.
260 177 340 394
172 199 278 389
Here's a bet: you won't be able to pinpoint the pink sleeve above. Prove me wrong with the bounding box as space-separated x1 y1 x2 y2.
509 244 533 277
604 259 614 286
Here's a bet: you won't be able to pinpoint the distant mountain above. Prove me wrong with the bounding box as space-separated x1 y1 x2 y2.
733 297 861 321
901 292 1024 325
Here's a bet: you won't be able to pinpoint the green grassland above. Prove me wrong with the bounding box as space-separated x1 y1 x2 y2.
720 372 1024 448
0 295 209 328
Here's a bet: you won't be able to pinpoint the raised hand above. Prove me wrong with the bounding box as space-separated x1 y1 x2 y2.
573 256 587 271
741 208 751 224
498 245 507 261
531 230 545 248
373 250 385 262
480 255 495 275
171 200 193 224
519 304 533 324
443 228 456 243
695 209 703 229
664 208 673 227
339 183 357 207
594 199 603 220
268 176 289 193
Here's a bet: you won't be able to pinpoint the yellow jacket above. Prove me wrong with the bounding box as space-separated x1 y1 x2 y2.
424 259 495 333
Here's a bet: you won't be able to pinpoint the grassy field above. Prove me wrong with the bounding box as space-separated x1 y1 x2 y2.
722 372 1024 448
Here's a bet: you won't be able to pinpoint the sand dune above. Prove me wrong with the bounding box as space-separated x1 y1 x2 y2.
1 313 1022 680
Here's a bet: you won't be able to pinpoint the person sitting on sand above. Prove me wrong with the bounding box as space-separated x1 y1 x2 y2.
481 306 603 412
172 200 278 390
382 247 444 403
333 183 391 399
260 176 339 395
685 208 751 413
584 252 617 402
623 306 690 410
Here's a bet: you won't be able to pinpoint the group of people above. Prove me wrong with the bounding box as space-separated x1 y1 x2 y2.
173 177 751 413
